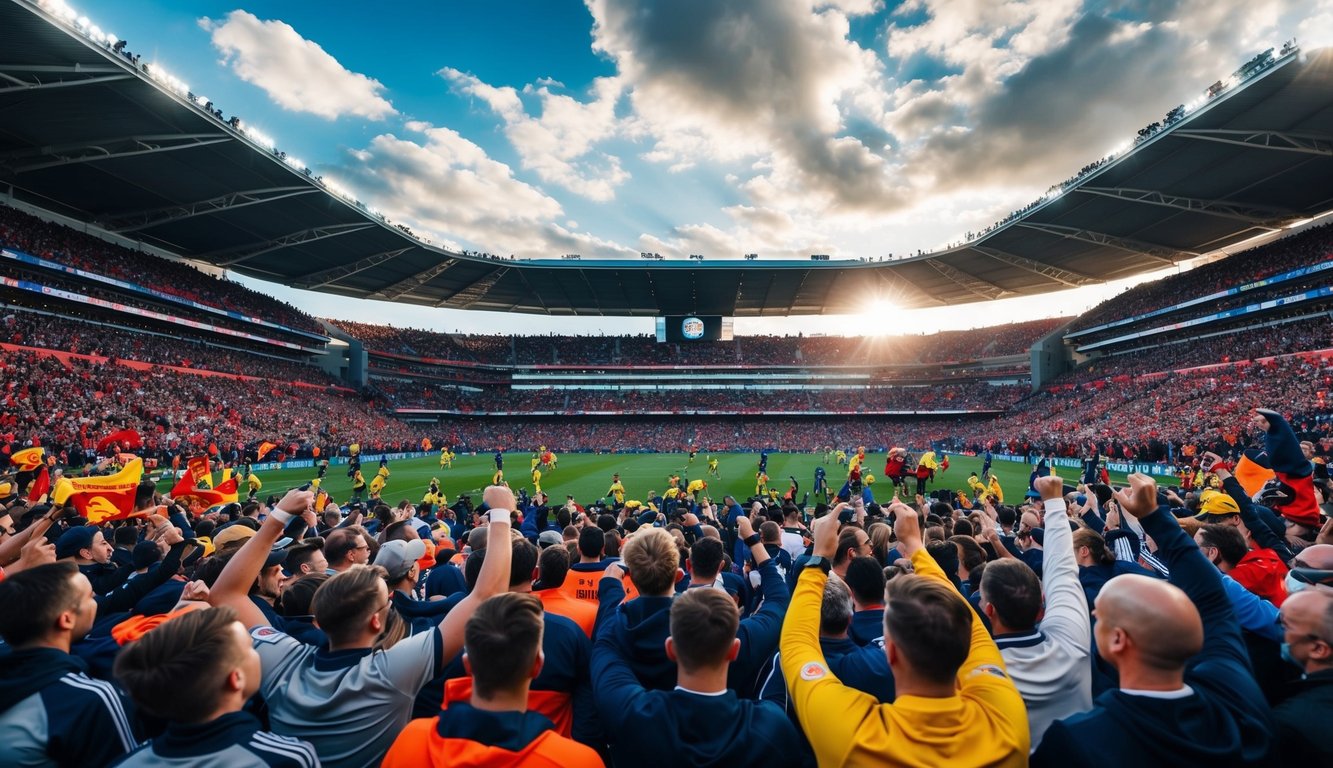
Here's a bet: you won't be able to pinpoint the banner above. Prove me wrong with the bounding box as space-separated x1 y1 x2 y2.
97 429 142 453
53 459 145 523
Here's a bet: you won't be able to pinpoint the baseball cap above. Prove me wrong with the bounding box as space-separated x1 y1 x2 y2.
537 530 563 548
214 524 257 550
374 539 426 580
1195 490 1240 520
131 541 162 570
55 526 98 560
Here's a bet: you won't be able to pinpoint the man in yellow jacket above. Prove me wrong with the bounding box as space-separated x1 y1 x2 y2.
780 501 1029 767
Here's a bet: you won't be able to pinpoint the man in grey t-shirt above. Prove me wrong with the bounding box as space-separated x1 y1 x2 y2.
210 486 516 768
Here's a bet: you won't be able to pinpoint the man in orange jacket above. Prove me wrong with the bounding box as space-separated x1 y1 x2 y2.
383 592 602 767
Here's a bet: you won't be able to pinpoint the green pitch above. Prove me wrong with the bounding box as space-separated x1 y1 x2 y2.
245 452 1136 508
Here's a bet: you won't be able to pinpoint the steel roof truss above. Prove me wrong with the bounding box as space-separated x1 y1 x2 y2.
1013 222 1196 265
293 247 414 289
0 133 233 173
103 187 322 233
367 259 460 301
1076 186 1297 228
924 259 1012 300
968 246 1097 288
1171 129 1333 157
209 223 375 266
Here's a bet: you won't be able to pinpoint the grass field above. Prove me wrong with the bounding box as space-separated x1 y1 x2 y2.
242 451 1136 508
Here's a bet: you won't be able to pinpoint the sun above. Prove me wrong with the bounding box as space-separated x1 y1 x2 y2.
858 299 901 334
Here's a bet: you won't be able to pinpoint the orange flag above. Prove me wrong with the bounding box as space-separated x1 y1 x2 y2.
53 459 145 523
256 441 278 461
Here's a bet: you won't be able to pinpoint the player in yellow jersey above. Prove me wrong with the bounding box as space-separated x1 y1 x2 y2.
607 473 626 506
531 466 542 495
707 455 720 478
493 468 505 486
439 447 454 469
755 471 769 498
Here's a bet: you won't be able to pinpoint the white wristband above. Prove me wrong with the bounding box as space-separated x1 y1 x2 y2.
269 509 295 526
1042 499 1067 514
489 509 511 524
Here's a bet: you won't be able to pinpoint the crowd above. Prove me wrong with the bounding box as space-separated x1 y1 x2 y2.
2 411 1331 767
2 310 338 384
0 350 421 461
1071 224 1333 332
0 204 324 336
383 382 1026 414
335 318 1065 369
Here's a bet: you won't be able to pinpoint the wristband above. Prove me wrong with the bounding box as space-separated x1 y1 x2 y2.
489 509 511 524
269 509 295 526
744 533 762 547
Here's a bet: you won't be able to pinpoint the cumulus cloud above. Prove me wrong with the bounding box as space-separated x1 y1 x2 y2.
201 10 395 120
442 69 629 200
333 122 633 258
586 0 905 214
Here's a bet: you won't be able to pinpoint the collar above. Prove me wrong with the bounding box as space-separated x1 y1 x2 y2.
1121 685 1194 699
313 646 374 671
993 630 1046 649
153 711 260 757
437 703 555 751
674 685 728 697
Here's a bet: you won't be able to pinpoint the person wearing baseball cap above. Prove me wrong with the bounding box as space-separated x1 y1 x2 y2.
377 538 452 637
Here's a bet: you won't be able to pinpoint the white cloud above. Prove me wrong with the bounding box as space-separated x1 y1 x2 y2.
441 68 629 201
335 122 634 259
200 10 395 120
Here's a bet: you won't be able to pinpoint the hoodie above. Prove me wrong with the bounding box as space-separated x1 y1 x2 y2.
0 646 140 768
382 705 601 768
597 558 790 697
1230 547 1289 607
591 628 802 768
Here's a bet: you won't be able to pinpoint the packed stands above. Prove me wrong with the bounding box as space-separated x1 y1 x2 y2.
0 349 420 462
1070 223 1333 333
0 204 325 336
386 382 1025 414
329 317 1065 367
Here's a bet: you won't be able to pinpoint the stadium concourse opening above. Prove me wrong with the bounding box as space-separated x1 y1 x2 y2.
2 1 1333 767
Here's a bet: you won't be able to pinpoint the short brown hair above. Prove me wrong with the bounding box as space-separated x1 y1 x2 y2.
669 588 738 672
882 574 973 684
466 593 544 698
509 537 539 589
979 559 1042 629
113 606 243 722
622 528 679 595
0 562 82 646
312 565 387 644
324 528 364 566
538 546 570 587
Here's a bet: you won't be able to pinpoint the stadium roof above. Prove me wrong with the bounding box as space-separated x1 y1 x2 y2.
3 1 1333 317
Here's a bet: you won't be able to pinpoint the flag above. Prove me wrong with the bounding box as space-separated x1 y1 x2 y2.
256 441 278 461
96 429 142 453
422 437 433 451
27 465 50 502
187 456 213 488
10 446 44 471
53 459 144 523
171 475 239 507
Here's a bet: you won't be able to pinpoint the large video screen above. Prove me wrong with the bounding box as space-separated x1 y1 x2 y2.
655 315 733 342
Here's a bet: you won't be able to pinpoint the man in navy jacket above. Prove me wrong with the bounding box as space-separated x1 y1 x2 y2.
0 562 142 767
597 516 789 696
1033 473 1274 767
592 585 802 767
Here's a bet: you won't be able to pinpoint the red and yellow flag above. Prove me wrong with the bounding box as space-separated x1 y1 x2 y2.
187 456 213 489
27 465 50 502
256 441 278 461
10 446 44 472
53 459 145 523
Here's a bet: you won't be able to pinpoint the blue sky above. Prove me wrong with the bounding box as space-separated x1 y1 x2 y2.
59 0 1329 334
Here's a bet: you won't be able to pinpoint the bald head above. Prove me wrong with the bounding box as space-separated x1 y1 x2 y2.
1095 574 1203 673
1295 544 1333 570
1279 588 1333 673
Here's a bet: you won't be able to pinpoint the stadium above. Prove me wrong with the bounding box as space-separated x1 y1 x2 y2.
1 0 1332 766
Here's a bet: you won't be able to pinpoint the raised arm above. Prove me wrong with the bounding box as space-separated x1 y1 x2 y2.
1114 473 1247 670
435 485 513 664
1033 475 1091 650
209 487 313 629
779 509 877 767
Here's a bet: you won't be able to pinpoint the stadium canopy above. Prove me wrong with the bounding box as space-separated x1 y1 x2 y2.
2 0 1333 317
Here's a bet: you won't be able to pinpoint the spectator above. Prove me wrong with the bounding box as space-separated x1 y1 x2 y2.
1032 474 1274 766
382 593 602 767
112 605 319 767
779 503 1029 765
0 561 141 767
